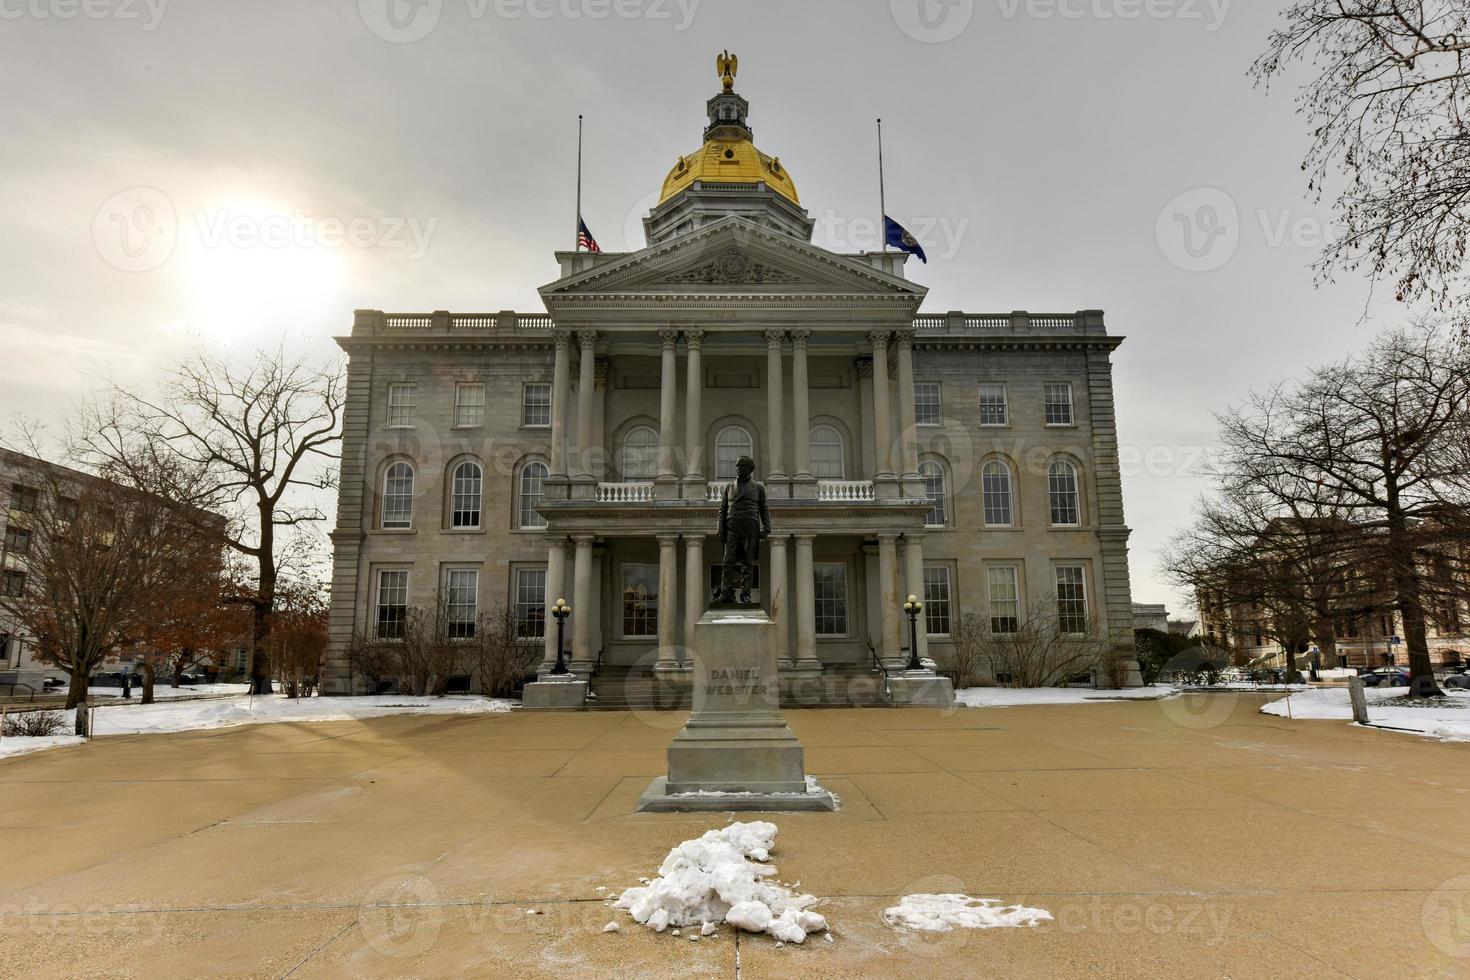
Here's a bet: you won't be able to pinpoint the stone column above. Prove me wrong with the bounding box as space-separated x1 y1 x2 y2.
550 331 572 478
795 534 818 665
765 331 787 480
593 357 609 482
684 330 705 485
869 332 894 481
683 533 705 660
791 331 812 481
855 357 876 480
542 536 568 671
895 330 920 481
768 534 791 667
657 330 680 483
657 533 680 668
575 330 598 479
572 534 594 672
903 533 929 665
877 533 903 664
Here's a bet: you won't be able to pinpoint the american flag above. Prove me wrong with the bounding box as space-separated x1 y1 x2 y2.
577 217 601 253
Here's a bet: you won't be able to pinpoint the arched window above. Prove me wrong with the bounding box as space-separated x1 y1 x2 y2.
382 462 414 530
620 425 659 481
1048 460 1081 526
809 424 845 480
920 461 948 527
715 426 753 480
519 461 549 530
982 460 1014 527
450 461 482 529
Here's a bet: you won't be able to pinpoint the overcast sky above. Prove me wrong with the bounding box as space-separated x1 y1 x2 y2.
0 0 1403 612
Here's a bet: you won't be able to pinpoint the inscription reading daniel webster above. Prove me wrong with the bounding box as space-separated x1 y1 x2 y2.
705 667 767 698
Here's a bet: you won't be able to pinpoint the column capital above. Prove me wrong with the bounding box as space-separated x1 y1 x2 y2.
683 532 708 543
659 329 680 350
684 329 705 351
764 329 787 349
553 330 573 350
877 532 901 544
576 329 599 351
867 330 891 352
854 356 875 379
572 533 597 547
789 330 811 351
656 532 681 546
893 330 915 351
766 532 792 543
794 532 818 545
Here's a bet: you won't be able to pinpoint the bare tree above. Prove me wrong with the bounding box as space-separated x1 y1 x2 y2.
974 600 1110 689
465 604 539 697
76 348 343 694
264 582 329 699
942 614 987 691
1253 2 1470 314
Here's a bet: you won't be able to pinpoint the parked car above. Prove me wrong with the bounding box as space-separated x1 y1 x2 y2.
1443 669 1470 691
1361 668 1412 688
42 677 66 691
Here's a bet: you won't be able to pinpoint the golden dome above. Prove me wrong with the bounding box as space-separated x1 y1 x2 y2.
659 138 800 207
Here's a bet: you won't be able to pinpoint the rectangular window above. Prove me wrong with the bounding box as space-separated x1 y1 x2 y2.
978 383 1008 426
1055 565 1089 635
923 566 952 637
445 569 478 640
454 383 486 428
813 562 848 637
515 567 547 640
2 569 25 598
9 484 37 514
387 384 417 429
915 382 942 427
375 570 409 640
1044 383 1075 426
622 564 659 638
987 566 1020 635
522 383 552 428
3 526 31 555
57 496 78 522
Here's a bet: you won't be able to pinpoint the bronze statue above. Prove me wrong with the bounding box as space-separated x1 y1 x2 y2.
714 455 770 605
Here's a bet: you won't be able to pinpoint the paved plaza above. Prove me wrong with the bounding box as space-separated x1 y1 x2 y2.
2 695 1468 978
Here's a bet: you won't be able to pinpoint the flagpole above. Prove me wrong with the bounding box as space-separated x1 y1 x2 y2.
575 114 584 250
877 118 888 253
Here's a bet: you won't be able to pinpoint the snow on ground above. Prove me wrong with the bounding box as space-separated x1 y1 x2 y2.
1261 688 1470 743
956 686 1177 708
882 894 1053 933
87 683 251 701
0 694 514 760
612 821 829 945
0 734 85 760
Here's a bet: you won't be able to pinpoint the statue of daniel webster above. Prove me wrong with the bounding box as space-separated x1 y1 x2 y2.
714 455 772 605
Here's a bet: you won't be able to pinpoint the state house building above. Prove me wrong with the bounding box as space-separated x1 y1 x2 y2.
322 67 1137 698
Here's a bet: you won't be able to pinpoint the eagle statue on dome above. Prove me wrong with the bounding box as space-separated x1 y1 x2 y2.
717 50 738 92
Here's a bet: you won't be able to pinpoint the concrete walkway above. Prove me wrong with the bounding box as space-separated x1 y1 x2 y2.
1 694 1467 978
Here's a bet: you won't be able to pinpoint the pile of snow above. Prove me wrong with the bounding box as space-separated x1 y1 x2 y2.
612 821 829 945
0 734 85 760
882 894 1053 933
1262 688 1470 743
957 686 1176 708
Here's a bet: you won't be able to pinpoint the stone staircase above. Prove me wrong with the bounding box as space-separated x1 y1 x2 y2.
585 664 892 711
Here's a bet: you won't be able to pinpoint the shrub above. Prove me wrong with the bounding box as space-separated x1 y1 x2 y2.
2 709 69 737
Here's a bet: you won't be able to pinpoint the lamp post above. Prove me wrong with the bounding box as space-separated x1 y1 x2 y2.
551 598 572 677
903 594 924 673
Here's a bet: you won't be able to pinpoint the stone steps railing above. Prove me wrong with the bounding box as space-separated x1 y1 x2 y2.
596 482 655 503
815 480 876 502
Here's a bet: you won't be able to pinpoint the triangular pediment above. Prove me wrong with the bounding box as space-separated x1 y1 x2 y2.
540 217 926 300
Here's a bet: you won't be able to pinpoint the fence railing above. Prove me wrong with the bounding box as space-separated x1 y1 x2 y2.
596 483 656 504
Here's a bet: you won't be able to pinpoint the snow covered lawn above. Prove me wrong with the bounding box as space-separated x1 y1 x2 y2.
956 686 1178 708
1261 688 1470 743
0 694 514 760
86 682 251 701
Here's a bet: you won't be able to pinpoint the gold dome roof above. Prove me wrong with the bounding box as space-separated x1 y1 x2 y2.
659 137 800 207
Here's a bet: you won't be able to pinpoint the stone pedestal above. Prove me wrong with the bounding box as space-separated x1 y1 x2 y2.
521 676 588 710
887 670 956 707
637 607 836 812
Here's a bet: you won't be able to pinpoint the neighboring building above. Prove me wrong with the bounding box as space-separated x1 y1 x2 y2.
1167 619 1201 639
321 63 1138 696
1132 603 1170 634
